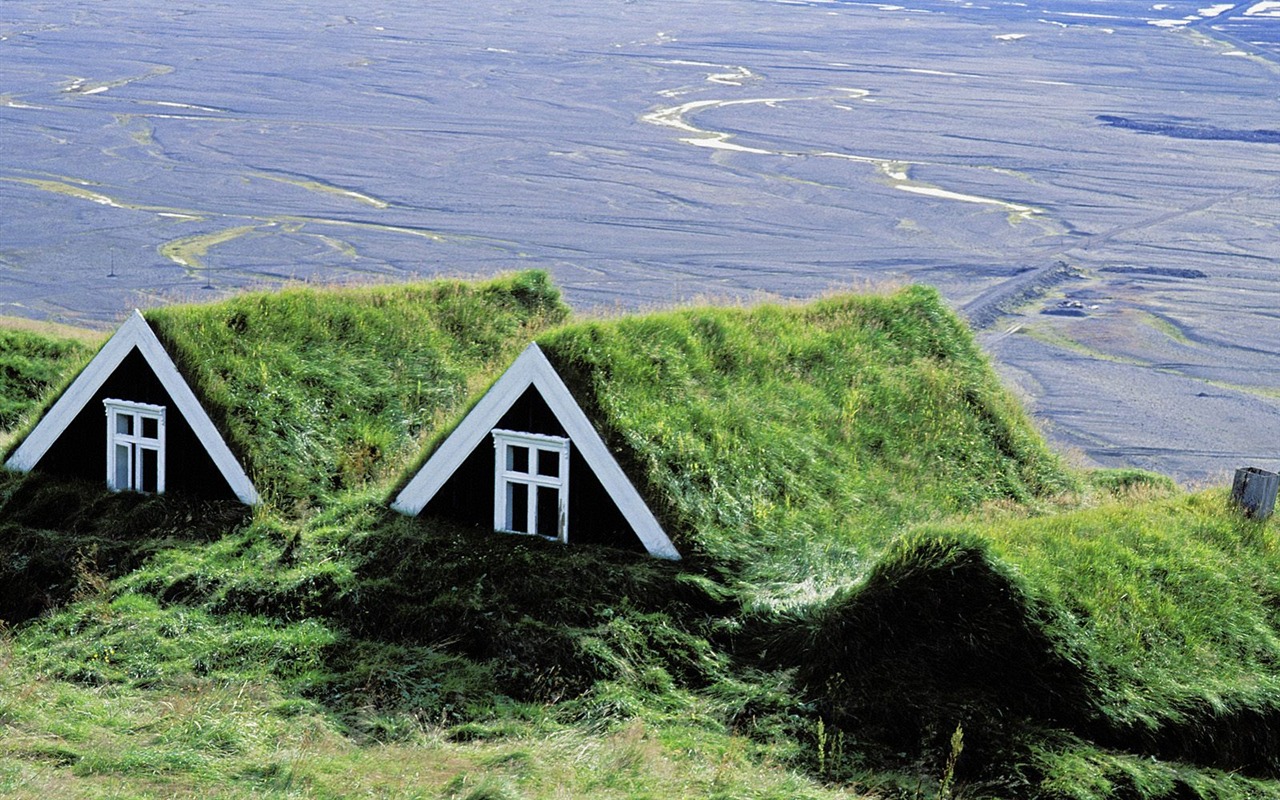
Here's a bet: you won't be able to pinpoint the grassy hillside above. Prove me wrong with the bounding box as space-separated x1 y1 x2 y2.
2 276 1279 799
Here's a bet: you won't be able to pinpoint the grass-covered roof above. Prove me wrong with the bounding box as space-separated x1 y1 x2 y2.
0 327 96 438
529 284 1072 582
5 274 1280 798
144 271 568 509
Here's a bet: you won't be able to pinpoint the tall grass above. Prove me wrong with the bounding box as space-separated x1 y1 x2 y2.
0 328 93 435
0 470 248 622
974 490 1280 771
790 488 1280 790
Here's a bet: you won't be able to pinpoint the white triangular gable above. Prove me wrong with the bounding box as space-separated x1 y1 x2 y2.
5 310 259 505
392 343 680 560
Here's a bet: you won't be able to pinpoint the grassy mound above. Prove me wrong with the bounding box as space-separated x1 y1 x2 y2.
791 534 1098 767
786 489 1280 792
108 495 735 728
977 491 1280 776
0 470 248 622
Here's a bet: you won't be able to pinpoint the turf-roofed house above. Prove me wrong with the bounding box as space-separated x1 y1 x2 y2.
391 342 681 559
394 281 1066 566
3 310 258 504
2 271 570 510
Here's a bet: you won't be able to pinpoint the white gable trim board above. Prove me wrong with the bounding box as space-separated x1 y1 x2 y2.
392 343 681 560
5 310 260 505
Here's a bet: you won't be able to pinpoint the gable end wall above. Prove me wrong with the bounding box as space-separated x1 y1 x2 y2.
33 347 238 500
424 386 644 552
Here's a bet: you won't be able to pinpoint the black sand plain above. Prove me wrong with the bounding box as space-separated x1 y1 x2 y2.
1 0 1277 483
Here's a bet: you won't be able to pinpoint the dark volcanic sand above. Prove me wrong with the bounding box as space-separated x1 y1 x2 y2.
1 0 1277 484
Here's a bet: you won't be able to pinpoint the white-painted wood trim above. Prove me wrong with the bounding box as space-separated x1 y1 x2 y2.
392 343 680 560
558 436 570 545
5 310 260 505
492 436 506 535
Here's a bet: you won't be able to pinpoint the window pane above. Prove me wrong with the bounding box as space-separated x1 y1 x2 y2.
507 445 529 474
506 481 529 533
141 416 159 440
536 448 560 478
116 413 133 436
115 444 132 489
140 447 159 493
536 485 560 538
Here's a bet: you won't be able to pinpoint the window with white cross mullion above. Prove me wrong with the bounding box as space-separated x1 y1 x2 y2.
104 399 166 494
492 429 570 542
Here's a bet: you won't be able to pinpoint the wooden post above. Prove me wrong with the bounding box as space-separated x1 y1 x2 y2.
1232 467 1279 521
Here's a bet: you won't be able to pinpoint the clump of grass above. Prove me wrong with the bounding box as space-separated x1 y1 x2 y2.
102 492 733 737
1084 468 1178 498
790 531 1098 771
318 505 733 712
1026 730 1280 800
972 491 1280 773
788 488 1280 787
19 592 335 691
0 470 248 623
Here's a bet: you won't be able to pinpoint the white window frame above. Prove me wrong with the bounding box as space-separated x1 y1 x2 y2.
104 399 166 494
492 428 570 543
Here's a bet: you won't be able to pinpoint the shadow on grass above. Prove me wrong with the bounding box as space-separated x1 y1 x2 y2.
0 469 249 623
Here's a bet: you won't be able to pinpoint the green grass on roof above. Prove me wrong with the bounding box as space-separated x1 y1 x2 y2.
0 327 94 436
8 275 1280 798
146 271 568 510
537 284 1072 584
